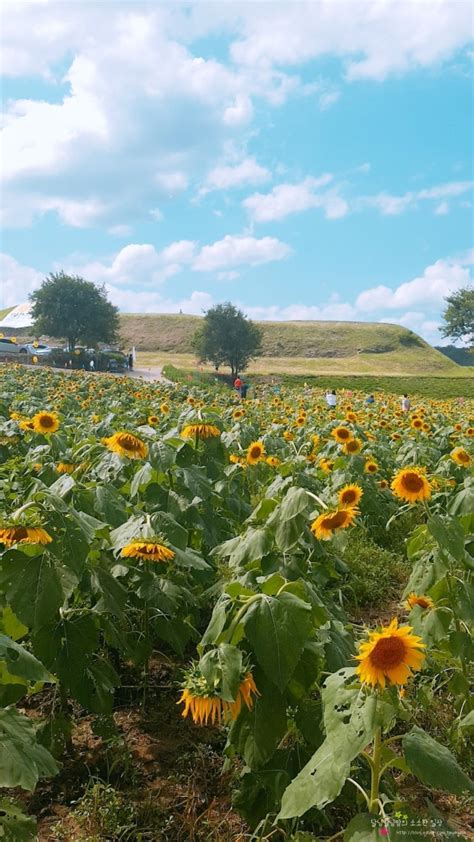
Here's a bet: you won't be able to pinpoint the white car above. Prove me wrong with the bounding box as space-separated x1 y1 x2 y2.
25 343 51 356
0 338 28 356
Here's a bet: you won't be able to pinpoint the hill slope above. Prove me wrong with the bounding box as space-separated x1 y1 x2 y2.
120 314 466 376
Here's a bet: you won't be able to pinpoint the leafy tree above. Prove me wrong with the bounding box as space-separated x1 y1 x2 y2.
192 302 263 377
440 286 474 346
30 272 120 351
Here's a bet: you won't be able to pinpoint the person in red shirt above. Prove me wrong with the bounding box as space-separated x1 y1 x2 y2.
234 376 242 397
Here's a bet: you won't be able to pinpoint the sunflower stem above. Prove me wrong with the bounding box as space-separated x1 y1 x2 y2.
369 725 382 814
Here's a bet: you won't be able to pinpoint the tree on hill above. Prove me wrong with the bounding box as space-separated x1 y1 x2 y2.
440 287 474 347
30 272 120 351
192 302 263 377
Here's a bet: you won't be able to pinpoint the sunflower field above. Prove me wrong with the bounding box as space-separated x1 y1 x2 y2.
0 363 472 841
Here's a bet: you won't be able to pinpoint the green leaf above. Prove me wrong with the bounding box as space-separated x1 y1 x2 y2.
0 607 28 641
344 814 379 841
0 707 59 790
200 644 242 702
403 726 474 795
0 554 68 631
93 485 128 527
278 668 394 818
0 798 37 841
230 672 287 768
427 515 465 560
0 634 51 683
243 592 312 690
92 568 127 617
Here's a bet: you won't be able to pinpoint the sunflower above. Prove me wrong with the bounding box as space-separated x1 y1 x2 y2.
355 618 425 688
56 462 76 474
160 403 170 414
319 457 334 474
343 437 362 455
338 484 363 508
0 525 53 547
450 447 471 467
311 507 357 540
32 411 60 434
148 415 159 425
295 416 306 427
391 467 432 503
178 672 259 726
102 431 148 460
233 408 245 420
247 441 265 464
379 479 388 489
283 430 294 441
405 592 434 611
346 411 358 423
181 423 221 440
364 459 379 474
121 540 175 562
19 419 35 431
331 425 352 443
411 418 423 430
266 455 280 467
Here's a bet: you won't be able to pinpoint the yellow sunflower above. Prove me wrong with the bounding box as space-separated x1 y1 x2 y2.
181 424 221 440
311 507 357 540
338 484 363 508
56 462 76 474
319 457 334 474
178 673 259 726
405 593 434 611
266 455 280 467
247 441 265 464
355 618 425 688
148 415 159 425
160 403 170 414
364 459 379 474
450 447 471 467
32 411 60 434
331 426 352 443
102 431 148 460
121 540 175 562
233 408 245 420
343 438 362 455
391 467 432 503
0 525 53 547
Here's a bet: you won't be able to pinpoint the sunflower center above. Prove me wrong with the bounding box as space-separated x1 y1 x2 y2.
337 428 350 440
341 490 357 504
370 636 406 669
39 415 54 428
401 472 424 492
323 511 348 530
117 434 138 451
346 441 358 451
250 446 261 459
458 452 469 463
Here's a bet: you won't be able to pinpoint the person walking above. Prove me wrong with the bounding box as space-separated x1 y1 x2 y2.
128 352 134 370
233 375 242 398
241 381 249 400
325 389 337 409
401 394 411 412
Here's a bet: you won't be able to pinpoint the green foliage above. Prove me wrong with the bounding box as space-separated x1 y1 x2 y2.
403 726 474 796
341 529 408 608
441 286 474 346
30 271 120 351
192 302 263 376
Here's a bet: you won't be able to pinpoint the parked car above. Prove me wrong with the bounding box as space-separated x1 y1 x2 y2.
24 343 51 356
0 338 28 356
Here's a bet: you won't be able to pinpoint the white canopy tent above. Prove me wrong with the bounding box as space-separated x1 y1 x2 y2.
0 303 34 329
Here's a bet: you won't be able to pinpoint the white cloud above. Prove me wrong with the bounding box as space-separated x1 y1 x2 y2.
243 175 349 222
223 94 254 125
356 258 472 311
360 180 472 215
217 270 240 281
108 224 132 236
154 171 189 194
0 254 43 308
105 285 213 315
192 234 291 271
149 207 164 222
200 157 271 195
318 90 340 110
435 201 449 216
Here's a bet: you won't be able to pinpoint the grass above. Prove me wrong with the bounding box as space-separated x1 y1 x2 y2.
123 313 464 376
0 306 14 321
158 359 474 398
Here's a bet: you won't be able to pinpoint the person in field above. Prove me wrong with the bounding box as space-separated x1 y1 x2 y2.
234 375 242 397
401 394 411 411
325 389 337 408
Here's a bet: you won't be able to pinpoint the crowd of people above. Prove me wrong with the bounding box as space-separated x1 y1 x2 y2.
233 376 413 412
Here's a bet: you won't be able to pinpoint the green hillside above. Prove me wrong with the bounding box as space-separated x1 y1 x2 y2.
120 313 468 376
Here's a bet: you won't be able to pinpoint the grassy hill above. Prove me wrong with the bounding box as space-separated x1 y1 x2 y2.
120 314 468 377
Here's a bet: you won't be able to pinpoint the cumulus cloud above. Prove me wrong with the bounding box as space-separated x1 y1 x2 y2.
200 157 271 195
0 254 44 308
356 258 472 311
243 175 350 222
192 234 291 271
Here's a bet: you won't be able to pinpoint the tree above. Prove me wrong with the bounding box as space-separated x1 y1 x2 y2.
192 302 263 377
440 286 474 347
30 272 120 351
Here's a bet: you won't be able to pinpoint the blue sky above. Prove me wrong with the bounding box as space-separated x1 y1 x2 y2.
1 0 473 344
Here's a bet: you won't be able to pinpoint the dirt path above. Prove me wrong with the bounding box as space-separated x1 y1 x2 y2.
128 365 170 382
